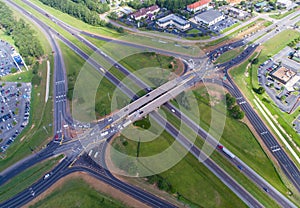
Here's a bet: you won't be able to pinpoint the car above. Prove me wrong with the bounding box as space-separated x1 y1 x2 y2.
263 187 269 192
171 108 175 113
43 173 50 180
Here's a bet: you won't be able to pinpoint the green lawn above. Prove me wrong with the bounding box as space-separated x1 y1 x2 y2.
29 178 128 208
215 47 244 64
59 38 179 119
269 8 298 19
0 155 63 202
0 30 16 49
112 133 247 208
170 86 291 196
221 22 240 34
58 41 127 120
186 28 200 35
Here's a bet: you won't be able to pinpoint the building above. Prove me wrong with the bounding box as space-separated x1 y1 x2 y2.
270 66 296 84
157 14 190 30
131 5 160 21
187 0 211 12
277 0 293 8
194 9 224 26
227 6 249 20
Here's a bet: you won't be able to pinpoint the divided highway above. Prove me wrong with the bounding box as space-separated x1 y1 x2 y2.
2 0 300 208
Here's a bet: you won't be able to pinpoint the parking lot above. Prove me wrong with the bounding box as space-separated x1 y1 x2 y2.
0 82 31 152
209 18 237 33
258 59 299 113
0 40 21 77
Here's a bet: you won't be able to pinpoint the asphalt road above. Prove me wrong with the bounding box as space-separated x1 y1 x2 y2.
6 3 261 207
4 1 300 207
2 2 181 208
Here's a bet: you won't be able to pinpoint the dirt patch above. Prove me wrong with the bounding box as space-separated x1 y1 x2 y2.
23 172 150 208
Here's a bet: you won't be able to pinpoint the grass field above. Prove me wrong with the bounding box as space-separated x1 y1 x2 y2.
112 133 247 208
171 86 291 195
58 41 126 119
0 3 54 171
215 47 244 63
29 178 128 208
59 38 180 118
0 155 63 202
269 8 298 19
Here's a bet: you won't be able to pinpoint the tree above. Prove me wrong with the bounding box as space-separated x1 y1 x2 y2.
280 95 286 101
117 26 124 33
225 93 236 109
252 58 259 64
254 87 265 94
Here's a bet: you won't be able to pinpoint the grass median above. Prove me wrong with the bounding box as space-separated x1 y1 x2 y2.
0 155 63 203
29 177 129 208
111 131 247 208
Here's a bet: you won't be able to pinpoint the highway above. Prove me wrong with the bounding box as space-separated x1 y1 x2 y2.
2 0 300 207
3 2 263 207
1 1 181 208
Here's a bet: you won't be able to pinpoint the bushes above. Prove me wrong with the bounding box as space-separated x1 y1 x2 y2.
253 86 265 94
147 175 176 193
225 93 245 120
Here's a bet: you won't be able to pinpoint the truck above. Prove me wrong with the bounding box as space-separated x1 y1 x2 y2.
217 145 235 159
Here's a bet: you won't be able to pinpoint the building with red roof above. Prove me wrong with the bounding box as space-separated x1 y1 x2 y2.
131 5 160 21
187 0 211 12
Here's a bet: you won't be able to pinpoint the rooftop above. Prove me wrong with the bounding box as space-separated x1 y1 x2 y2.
271 66 296 84
195 9 223 23
187 0 211 9
157 14 189 26
132 5 159 18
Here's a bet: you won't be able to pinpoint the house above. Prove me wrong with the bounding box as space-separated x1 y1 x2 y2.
194 9 224 26
157 14 190 30
187 0 211 13
131 5 160 21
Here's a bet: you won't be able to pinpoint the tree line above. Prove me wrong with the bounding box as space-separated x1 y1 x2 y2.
39 0 106 26
72 0 110 14
128 0 199 12
0 2 44 61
